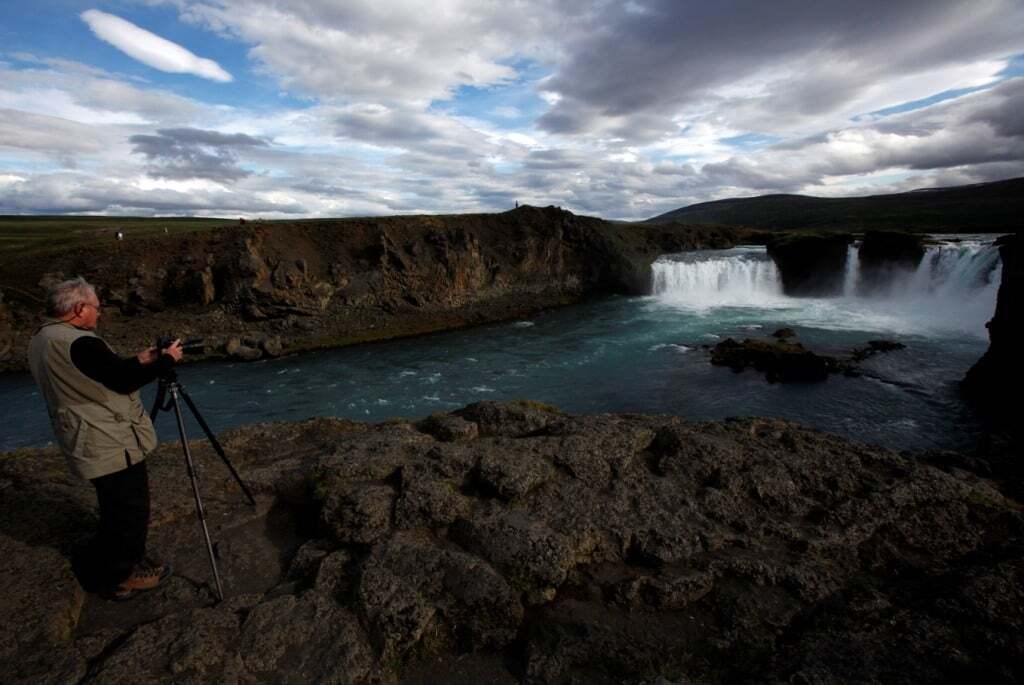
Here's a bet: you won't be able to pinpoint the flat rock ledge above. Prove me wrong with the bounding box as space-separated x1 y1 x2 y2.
1 401 1022 684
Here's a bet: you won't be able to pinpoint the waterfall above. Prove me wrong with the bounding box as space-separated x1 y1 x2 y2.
904 241 1002 301
842 243 860 297
650 246 784 307
650 237 1002 337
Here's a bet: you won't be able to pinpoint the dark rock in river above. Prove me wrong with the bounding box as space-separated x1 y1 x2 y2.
857 230 926 295
711 337 836 382
772 327 796 339
850 339 906 362
2 402 1022 683
766 233 852 296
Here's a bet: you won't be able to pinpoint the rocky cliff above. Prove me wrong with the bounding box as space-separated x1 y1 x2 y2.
964 233 1020 432
1 402 1021 683
0 208 741 372
765 233 852 296
856 231 926 296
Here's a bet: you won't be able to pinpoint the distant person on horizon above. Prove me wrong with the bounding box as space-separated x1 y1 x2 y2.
27 277 183 600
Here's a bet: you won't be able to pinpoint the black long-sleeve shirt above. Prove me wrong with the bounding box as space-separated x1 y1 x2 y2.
69 337 174 394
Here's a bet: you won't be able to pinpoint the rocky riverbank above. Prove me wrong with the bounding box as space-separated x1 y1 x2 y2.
0 207 743 373
2 401 1021 683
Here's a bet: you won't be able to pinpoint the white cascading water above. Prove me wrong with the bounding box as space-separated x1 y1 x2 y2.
842 243 861 297
650 238 1003 337
855 238 1003 335
650 247 784 308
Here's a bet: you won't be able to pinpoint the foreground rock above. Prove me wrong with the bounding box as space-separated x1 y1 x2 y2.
1 402 1021 683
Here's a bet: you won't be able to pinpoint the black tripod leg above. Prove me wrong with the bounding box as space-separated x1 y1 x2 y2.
177 386 257 506
150 378 168 422
169 387 225 602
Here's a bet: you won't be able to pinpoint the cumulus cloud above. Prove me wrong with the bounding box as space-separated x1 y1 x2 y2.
537 0 1023 141
2 2 1024 219
175 0 570 103
81 9 232 82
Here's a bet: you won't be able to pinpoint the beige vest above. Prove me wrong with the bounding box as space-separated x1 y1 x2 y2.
27 319 158 480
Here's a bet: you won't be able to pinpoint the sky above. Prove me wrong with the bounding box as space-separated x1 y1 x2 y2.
0 0 1022 220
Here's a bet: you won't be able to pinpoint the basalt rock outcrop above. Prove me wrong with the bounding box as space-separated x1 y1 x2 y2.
710 337 837 382
856 230 926 296
964 233 1020 430
766 233 852 296
1 401 1021 683
709 336 906 382
0 208 742 372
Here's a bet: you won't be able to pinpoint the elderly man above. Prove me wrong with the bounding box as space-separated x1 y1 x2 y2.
28 277 183 600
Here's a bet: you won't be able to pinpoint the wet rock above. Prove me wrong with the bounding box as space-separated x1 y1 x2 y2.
851 339 906 361
772 327 796 339
225 336 263 361
259 335 283 357
710 337 835 382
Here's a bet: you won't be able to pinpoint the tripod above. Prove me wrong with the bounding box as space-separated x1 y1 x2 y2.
150 368 256 601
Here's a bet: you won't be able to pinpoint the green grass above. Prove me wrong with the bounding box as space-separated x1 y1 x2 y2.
0 216 235 259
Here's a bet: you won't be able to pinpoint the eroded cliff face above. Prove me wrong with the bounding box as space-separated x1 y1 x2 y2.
766 233 852 296
964 234 1020 429
0 208 741 372
1 402 1021 683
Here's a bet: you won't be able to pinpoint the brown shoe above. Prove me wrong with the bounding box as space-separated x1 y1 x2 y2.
105 562 173 601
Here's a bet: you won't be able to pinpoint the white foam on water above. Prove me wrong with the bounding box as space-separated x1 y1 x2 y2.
399 370 417 377
472 386 496 393
649 343 691 353
514 321 535 328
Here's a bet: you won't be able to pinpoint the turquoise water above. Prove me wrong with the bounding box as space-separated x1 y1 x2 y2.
0 289 992 453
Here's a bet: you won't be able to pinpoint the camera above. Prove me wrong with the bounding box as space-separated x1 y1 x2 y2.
156 335 206 355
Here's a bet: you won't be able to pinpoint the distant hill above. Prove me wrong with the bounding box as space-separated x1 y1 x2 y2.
646 177 1024 233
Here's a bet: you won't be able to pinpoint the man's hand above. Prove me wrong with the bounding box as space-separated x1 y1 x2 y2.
161 339 184 362
136 346 159 364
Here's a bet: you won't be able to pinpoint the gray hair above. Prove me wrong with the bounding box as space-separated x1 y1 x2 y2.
46 277 97 317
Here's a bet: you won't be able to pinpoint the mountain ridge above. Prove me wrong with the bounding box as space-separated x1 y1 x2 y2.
646 176 1024 232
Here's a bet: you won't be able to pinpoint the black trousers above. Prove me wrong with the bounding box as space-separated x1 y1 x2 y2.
83 458 151 588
